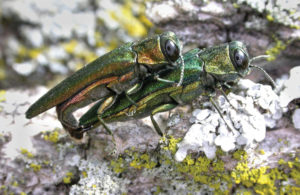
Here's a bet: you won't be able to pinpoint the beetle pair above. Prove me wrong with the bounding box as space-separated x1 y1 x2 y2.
26 32 184 138
26 32 275 139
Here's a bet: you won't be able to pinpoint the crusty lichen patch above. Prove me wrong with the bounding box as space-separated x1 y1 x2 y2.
105 136 300 194
266 36 292 61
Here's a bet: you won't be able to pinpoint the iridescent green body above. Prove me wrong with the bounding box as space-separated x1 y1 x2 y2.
79 41 250 134
25 32 182 138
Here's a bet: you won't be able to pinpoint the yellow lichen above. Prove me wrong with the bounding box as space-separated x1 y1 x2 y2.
162 136 181 154
137 4 153 28
109 1 147 38
266 14 274 22
265 37 291 61
82 171 88 178
281 185 300 194
94 32 105 48
176 154 230 194
111 157 126 173
63 40 78 54
129 152 157 170
0 90 6 102
63 172 73 184
0 61 5 81
231 161 276 194
259 149 265 155
233 149 247 161
107 137 299 194
11 181 18 187
20 148 34 158
74 50 98 66
30 163 41 172
17 45 43 60
154 186 162 195
43 130 59 143
233 3 240 9
230 154 300 195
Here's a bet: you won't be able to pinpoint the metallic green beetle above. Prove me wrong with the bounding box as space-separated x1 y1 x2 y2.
78 41 271 136
26 32 183 138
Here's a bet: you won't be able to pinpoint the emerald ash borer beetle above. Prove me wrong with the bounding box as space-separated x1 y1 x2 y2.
77 41 276 138
26 32 184 138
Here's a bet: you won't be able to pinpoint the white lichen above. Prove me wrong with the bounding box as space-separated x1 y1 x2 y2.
146 1 179 23
236 0 300 27
292 109 300 130
69 160 129 195
280 66 300 107
175 79 283 161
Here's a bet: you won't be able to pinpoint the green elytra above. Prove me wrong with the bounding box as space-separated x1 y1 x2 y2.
25 32 183 138
78 41 262 137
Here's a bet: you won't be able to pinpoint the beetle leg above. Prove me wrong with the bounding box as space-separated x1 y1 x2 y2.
97 96 117 115
150 104 178 136
216 83 236 110
97 98 117 150
154 74 176 84
97 95 118 135
56 77 117 138
123 83 143 116
125 83 142 106
209 97 235 134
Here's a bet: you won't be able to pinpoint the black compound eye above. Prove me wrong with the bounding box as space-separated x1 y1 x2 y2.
234 49 249 69
164 40 179 62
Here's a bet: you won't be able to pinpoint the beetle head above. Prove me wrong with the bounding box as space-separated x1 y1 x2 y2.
133 31 181 72
203 41 250 87
160 31 181 64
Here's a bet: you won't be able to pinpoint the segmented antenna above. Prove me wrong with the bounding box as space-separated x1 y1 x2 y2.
177 53 185 86
249 55 276 89
249 55 270 63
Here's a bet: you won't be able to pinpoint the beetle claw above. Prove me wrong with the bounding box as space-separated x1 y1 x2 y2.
68 130 85 140
66 125 93 140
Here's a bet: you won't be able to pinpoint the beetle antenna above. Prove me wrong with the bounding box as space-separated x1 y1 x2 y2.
177 53 185 86
249 55 276 89
249 55 270 64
